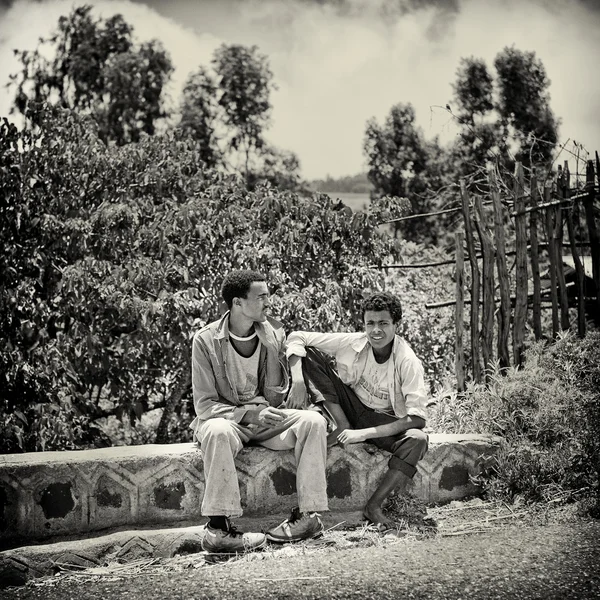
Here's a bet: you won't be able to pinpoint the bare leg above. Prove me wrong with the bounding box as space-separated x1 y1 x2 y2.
363 468 411 529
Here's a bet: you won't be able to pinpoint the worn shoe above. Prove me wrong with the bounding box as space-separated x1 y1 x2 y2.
266 507 324 543
201 519 266 554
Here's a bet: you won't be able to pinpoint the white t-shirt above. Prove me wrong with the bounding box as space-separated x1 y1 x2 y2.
354 349 393 414
228 342 261 402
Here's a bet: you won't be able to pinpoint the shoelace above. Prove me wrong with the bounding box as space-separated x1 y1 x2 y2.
287 508 321 524
226 524 243 538
217 517 242 538
287 507 303 524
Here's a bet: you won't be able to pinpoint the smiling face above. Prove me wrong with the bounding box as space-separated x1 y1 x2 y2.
237 281 271 323
364 309 396 356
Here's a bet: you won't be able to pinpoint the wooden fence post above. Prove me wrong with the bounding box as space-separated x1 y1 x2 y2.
513 162 528 367
455 231 465 392
555 166 570 330
490 168 511 368
460 179 482 383
584 159 600 322
473 195 495 379
529 175 543 340
564 161 586 337
545 184 560 337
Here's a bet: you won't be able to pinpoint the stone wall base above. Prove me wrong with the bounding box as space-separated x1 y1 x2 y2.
0 434 500 551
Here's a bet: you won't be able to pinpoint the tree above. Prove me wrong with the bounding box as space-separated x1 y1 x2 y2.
449 57 504 182
364 103 449 243
247 146 304 191
179 44 302 190
178 66 222 170
8 5 173 145
212 44 274 180
494 47 559 166
451 47 559 176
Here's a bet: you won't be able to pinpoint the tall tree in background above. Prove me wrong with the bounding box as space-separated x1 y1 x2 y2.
364 103 447 243
213 44 274 180
8 5 173 145
450 57 504 182
178 66 222 170
180 44 302 189
451 47 559 179
494 47 559 166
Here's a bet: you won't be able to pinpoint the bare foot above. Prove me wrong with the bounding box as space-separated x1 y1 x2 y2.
363 503 395 530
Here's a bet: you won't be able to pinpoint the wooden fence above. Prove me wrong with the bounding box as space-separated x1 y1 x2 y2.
380 153 600 390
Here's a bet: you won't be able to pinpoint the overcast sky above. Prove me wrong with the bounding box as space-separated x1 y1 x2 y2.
1 0 599 180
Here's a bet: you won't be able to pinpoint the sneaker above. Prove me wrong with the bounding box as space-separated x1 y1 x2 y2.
201 519 266 554
266 507 324 543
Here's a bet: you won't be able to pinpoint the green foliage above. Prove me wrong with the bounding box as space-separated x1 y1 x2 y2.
0 103 403 452
179 44 302 189
178 66 221 169
384 244 456 390
8 5 173 145
363 103 449 244
494 47 559 165
429 331 600 512
451 46 559 177
212 44 273 155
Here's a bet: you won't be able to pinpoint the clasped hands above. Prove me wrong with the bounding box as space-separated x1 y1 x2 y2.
253 406 287 427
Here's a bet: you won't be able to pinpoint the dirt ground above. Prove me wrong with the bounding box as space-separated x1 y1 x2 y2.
5 496 597 593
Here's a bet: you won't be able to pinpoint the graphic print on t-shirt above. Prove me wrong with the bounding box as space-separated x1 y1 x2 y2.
229 342 261 402
354 350 393 414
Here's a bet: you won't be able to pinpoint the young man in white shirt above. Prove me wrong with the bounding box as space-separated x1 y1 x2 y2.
285 292 428 530
191 270 328 553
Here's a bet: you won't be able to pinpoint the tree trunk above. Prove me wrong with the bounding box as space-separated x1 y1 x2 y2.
155 369 192 444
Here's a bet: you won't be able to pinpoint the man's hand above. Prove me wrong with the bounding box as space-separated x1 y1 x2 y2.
286 380 309 409
337 429 367 445
255 406 287 427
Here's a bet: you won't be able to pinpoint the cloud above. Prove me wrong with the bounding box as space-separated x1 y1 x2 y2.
1 0 599 179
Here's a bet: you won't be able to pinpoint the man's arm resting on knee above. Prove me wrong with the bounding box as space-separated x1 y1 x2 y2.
285 355 309 409
337 415 426 445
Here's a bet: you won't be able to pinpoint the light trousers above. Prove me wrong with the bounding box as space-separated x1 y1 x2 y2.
196 409 329 517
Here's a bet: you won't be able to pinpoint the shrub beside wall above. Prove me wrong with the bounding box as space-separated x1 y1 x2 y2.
429 330 600 514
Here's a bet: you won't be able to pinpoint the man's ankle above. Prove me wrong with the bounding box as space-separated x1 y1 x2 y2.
207 516 228 531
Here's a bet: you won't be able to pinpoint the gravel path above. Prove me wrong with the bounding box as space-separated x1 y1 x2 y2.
5 521 600 600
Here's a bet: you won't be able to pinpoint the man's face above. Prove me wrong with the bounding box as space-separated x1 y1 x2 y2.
364 310 396 351
238 281 271 322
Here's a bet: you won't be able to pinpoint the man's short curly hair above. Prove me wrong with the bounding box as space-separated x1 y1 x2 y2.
362 292 403 323
221 269 267 309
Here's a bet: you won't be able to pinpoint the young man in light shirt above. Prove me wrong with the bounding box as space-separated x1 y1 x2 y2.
285 292 428 530
191 270 328 553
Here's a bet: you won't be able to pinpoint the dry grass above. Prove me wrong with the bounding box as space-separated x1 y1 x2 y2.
26 497 590 588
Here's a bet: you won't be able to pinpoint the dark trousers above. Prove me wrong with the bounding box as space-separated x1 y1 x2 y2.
302 348 428 479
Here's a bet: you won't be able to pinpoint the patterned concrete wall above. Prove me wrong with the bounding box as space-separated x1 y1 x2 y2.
0 434 500 550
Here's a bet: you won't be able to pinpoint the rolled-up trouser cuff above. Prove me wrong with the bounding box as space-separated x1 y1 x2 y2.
388 455 417 478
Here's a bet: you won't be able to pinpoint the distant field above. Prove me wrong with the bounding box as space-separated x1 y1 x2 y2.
325 192 371 212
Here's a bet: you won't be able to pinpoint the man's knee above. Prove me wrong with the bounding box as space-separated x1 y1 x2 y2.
200 418 238 442
295 410 327 431
390 428 429 461
402 428 429 452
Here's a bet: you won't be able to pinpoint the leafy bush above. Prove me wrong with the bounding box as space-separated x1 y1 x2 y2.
384 242 456 391
428 330 600 513
1 104 409 452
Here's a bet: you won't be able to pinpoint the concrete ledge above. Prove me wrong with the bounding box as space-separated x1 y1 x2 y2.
0 434 501 550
